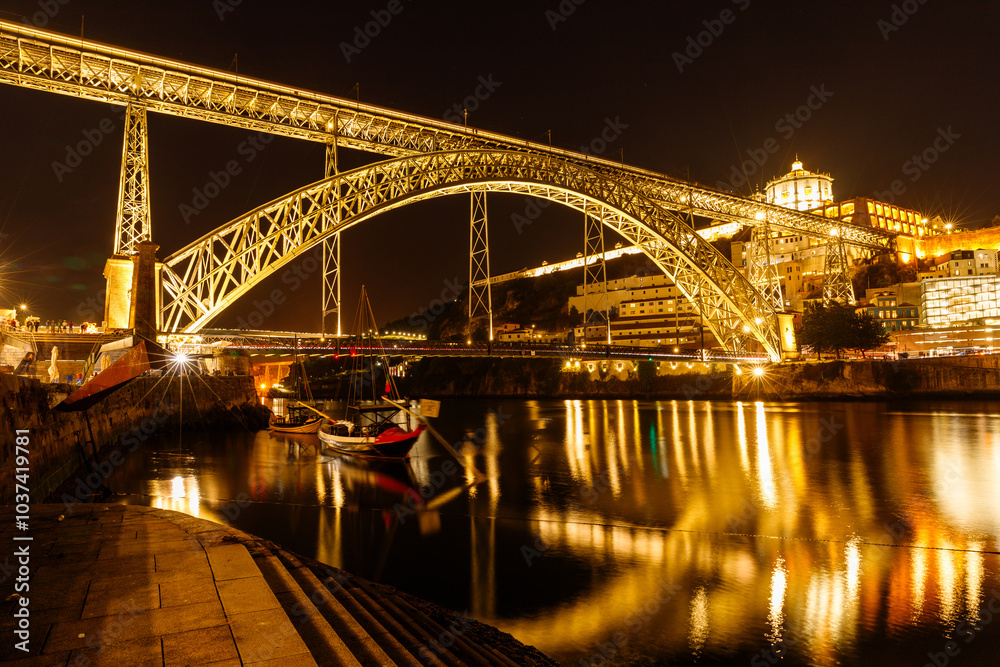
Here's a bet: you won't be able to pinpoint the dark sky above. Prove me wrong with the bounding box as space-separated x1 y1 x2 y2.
0 0 997 331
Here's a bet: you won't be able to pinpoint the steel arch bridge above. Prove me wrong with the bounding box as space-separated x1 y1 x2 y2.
0 18 898 356
161 150 782 359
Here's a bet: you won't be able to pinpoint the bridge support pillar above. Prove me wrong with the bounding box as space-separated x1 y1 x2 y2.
823 228 856 305
322 232 341 337
469 191 493 340
583 207 610 345
322 139 341 337
128 241 161 340
114 102 152 256
747 217 784 311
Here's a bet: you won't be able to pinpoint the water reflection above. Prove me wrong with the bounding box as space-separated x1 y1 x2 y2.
108 399 1000 665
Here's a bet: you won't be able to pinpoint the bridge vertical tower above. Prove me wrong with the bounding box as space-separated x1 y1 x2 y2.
114 102 152 256
823 228 856 305
468 191 493 340
321 138 341 336
104 102 152 330
583 207 611 345
746 216 784 312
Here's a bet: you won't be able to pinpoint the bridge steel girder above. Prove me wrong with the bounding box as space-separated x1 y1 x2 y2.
0 19 894 252
159 150 783 360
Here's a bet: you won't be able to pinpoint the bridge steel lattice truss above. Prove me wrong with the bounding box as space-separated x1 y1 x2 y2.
160 151 783 357
0 20 898 360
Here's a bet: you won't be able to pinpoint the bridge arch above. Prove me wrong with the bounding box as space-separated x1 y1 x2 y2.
160 150 780 358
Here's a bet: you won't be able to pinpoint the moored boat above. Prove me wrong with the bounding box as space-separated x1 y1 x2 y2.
270 416 324 434
319 411 426 458
319 286 425 459
269 404 324 434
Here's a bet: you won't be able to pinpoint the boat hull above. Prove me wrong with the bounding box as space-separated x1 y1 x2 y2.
319 424 425 459
269 417 324 434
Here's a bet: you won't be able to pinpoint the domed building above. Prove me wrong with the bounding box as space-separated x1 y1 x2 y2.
765 158 834 212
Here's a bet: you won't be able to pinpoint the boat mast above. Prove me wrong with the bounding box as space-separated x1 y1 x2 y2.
293 334 299 402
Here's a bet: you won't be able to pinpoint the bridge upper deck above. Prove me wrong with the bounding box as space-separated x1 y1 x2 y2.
0 19 893 250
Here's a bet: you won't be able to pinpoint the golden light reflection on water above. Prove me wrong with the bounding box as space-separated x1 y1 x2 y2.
689 586 709 654
754 402 777 511
149 474 201 518
143 399 1000 665
484 411 501 515
492 400 1000 664
669 402 683 486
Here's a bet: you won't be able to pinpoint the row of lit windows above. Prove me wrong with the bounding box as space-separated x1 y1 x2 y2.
885 321 919 330
624 300 684 309
874 217 916 235
819 202 857 218
870 201 922 224
875 308 918 319
614 328 698 336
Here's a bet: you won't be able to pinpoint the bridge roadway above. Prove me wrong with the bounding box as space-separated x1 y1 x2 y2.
0 18 894 251
181 333 768 365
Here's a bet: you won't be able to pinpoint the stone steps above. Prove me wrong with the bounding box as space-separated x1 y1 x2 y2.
246 541 517 666
0 505 550 666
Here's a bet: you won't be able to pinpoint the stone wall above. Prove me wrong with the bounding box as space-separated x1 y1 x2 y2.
403 357 734 399
917 227 1000 259
735 355 1000 399
0 374 268 505
405 355 1000 402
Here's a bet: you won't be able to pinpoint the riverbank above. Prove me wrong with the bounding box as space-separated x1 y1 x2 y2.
738 355 1000 400
399 355 1000 401
0 504 554 666
0 375 269 505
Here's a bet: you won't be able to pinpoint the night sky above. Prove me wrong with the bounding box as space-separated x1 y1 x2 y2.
0 0 996 331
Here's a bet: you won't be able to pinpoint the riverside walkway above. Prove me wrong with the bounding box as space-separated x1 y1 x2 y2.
0 504 553 666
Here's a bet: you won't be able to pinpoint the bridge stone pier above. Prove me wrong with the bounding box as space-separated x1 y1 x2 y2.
102 256 133 330
102 242 162 339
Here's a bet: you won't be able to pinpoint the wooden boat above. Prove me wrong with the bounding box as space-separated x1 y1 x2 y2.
319 413 426 458
318 286 425 459
269 404 324 434
270 416 324 434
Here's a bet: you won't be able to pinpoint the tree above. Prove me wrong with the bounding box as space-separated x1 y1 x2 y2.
851 311 890 358
799 303 855 359
799 303 889 359
637 359 657 390
798 302 829 359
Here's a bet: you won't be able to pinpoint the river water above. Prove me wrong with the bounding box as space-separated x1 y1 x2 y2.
103 398 1000 666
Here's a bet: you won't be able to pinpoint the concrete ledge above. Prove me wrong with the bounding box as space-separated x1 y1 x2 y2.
0 504 556 666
